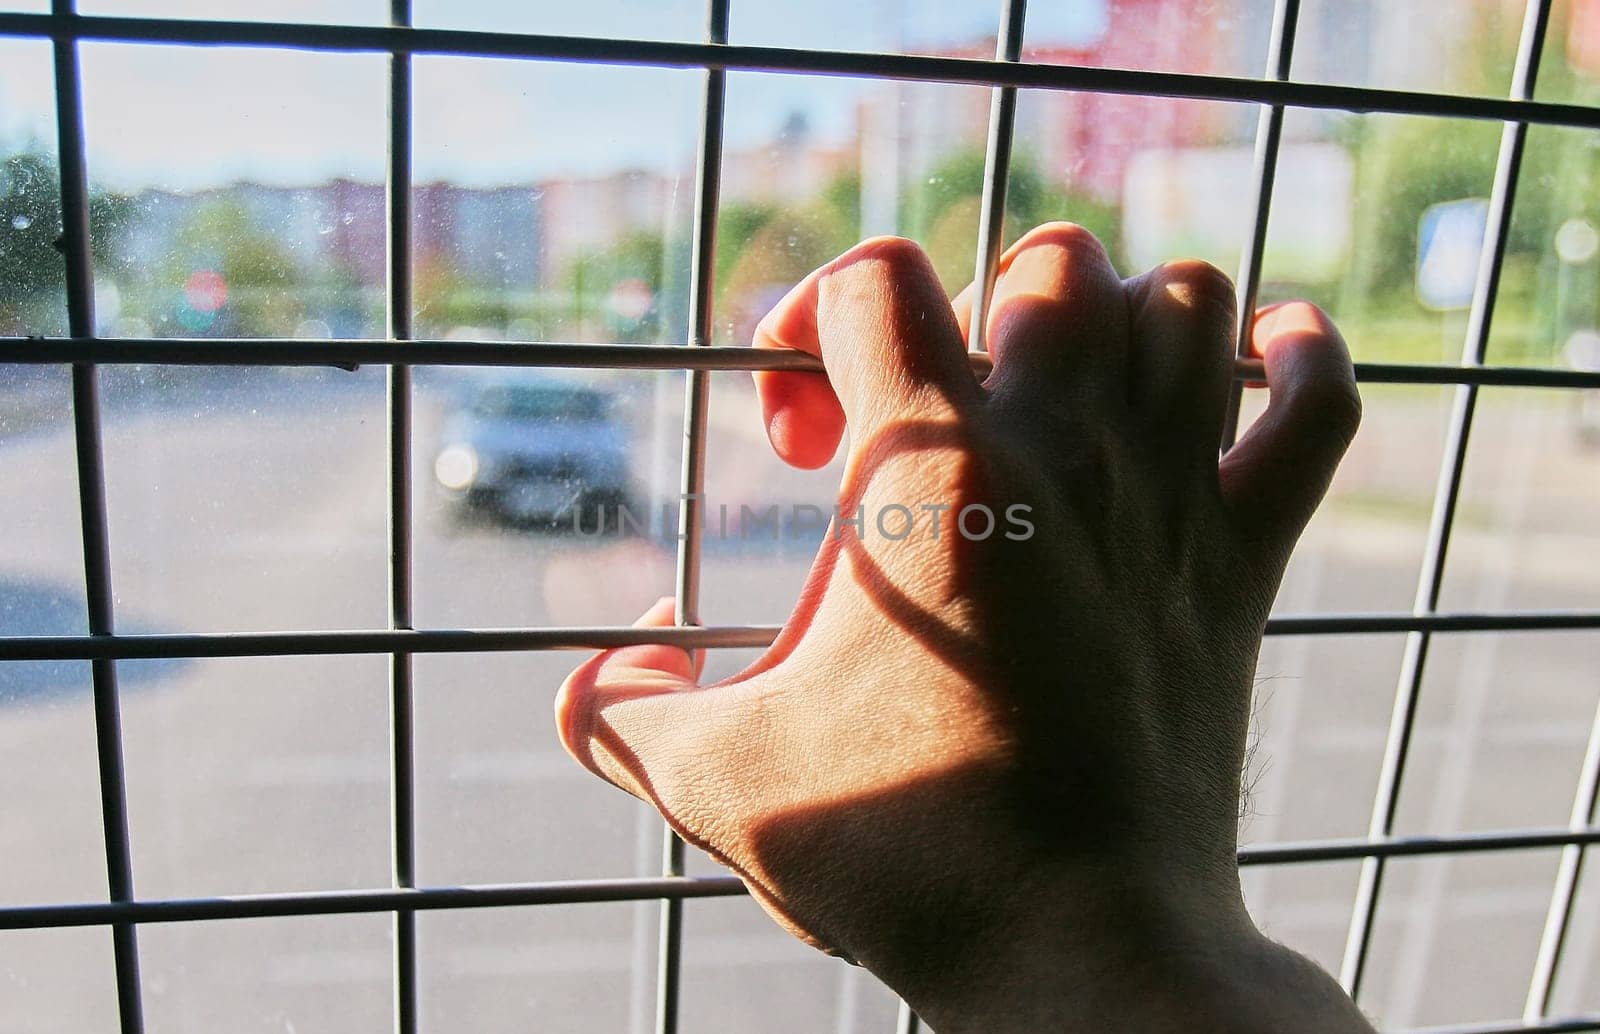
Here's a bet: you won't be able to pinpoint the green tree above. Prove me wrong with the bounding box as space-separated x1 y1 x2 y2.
565 230 677 342
163 198 304 337
1324 2 1598 360
0 147 130 334
902 148 1121 292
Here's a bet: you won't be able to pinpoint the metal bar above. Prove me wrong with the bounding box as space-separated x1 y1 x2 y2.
1338 0 1555 999
1236 826 1600 866
1524 693 1600 1019
50 1 144 1029
4 339 1600 389
657 2 729 1030
1 610 1596 662
1396 1018 1600 1034
385 3 417 1032
2 13 1600 130
895 1000 921 1034
6 825 1600 932
1220 0 1300 450
965 0 1026 353
0 877 750 930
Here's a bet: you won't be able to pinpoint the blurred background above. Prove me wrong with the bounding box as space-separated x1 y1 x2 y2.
1 0 1599 1032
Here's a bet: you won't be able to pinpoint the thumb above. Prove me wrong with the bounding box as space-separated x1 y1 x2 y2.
554 596 708 803
1219 302 1362 552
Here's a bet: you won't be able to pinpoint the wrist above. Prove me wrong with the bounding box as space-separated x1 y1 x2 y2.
899 859 1250 1032
884 859 1372 1034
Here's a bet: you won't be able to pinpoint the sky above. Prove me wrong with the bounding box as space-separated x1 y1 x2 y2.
0 0 1115 190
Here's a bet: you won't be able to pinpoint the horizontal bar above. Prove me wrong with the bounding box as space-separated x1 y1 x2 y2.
1 13 1600 131
1264 611 1600 635
2 824 1595 932
3 338 1600 390
0 875 748 931
0 610 1594 662
1237 825 1600 866
1396 1018 1600 1034
0 624 780 660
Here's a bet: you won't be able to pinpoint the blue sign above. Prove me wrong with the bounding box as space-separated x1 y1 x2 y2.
1417 198 1489 311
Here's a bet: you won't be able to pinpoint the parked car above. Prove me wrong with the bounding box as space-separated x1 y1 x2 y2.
433 374 634 527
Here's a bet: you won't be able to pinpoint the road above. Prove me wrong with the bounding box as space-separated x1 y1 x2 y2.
0 366 1596 1032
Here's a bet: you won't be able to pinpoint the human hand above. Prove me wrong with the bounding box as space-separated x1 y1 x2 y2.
556 224 1369 1032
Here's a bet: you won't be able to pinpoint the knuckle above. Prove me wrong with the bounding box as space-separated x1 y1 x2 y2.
1148 260 1238 332
1160 258 1235 304
1014 220 1107 261
841 234 929 274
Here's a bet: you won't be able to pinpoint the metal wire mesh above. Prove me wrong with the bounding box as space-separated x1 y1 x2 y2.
0 1 1598 1031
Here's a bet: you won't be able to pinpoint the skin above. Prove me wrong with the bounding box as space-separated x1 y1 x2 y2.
555 223 1376 1033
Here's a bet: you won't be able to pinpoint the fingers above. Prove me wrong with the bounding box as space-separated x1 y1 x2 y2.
753 237 977 469
554 596 704 802
1219 302 1362 546
1126 259 1238 451
981 222 1129 405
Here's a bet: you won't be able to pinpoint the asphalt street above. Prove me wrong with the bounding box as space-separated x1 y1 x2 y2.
0 366 1596 1032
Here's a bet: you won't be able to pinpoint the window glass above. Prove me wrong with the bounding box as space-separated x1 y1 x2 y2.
1537 0 1600 105
1293 0 1521 97
1008 94 1255 279
1551 867 1600 1014
731 0 999 54
1241 385 1454 616
1257 110 1501 366
698 373 841 627
1395 633 1600 835
411 367 680 628
713 71 992 340
122 655 391 897
418 906 641 1034
414 652 660 885
79 0 382 23
1239 635 1406 846
0 366 106 907
0 658 109 905
140 915 393 1034
415 0 701 41
412 59 699 344
0 38 65 337
1363 852 1561 1027
0 928 119 1033
1243 862 1362 987
679 895 902 1033
1442 389 1600 610
1022 0 1275 78
101 367 390 632
0 367 86 638
81 45 387 341
1487 125 1600 368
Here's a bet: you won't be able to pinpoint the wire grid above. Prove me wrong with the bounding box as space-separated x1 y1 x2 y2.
0 1 1599 1031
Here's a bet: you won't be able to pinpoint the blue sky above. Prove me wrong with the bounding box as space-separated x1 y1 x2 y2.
0 0 1113 189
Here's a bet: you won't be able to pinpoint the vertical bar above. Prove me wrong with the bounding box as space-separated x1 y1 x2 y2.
965 0 1027 353
659 1 729 1031
51 3 145 1031
1337 0 1554 999
894 999 921 1034
386 2 417 1032
1524 693 1600 1019
1220 0 1301 449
